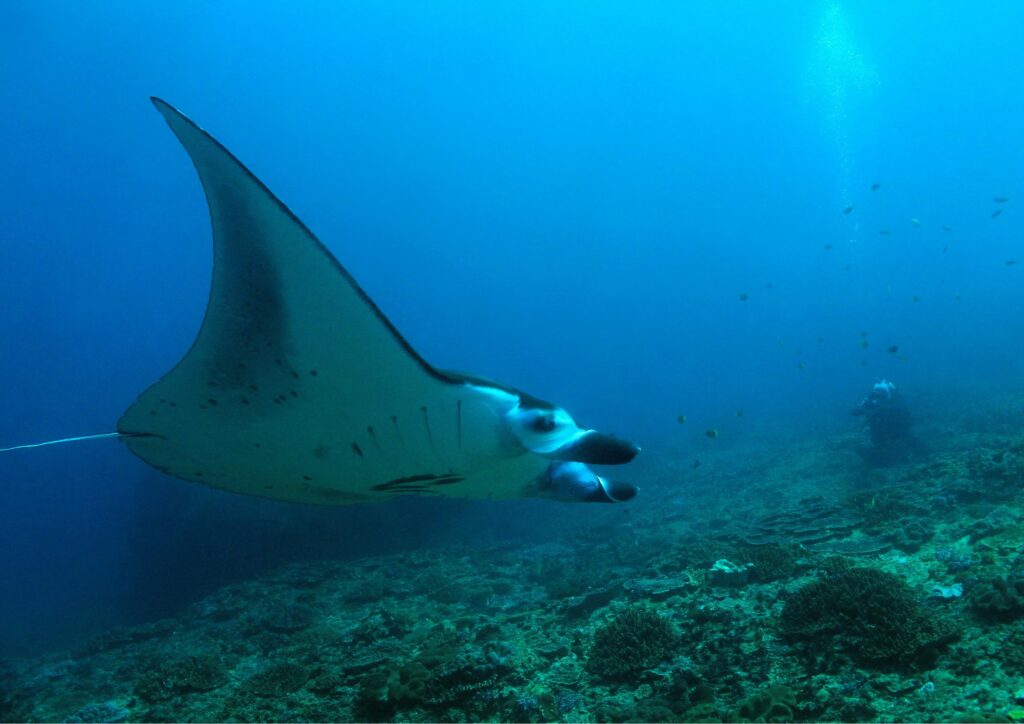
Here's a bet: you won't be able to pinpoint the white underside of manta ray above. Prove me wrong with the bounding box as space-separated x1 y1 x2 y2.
9 98 640 505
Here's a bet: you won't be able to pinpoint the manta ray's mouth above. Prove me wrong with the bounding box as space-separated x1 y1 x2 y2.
546 431 640 465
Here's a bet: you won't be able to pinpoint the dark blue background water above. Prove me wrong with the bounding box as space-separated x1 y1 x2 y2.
1 1 1021 654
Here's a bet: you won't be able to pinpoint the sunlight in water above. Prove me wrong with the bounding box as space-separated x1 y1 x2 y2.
802 2 879 232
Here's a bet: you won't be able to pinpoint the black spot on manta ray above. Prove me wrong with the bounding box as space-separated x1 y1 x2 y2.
351 443 364 458
373 473 465 492
427 476 463 486
309 369 318 377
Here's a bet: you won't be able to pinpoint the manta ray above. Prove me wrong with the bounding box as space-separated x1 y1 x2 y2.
3 99 639 505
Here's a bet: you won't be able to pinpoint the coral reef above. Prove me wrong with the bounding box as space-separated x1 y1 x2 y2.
134 654 228 702
3 394 1024 722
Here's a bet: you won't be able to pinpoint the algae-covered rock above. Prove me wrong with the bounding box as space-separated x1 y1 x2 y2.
968 445 1024 487
968 505 1019 543
683 701 723 722
592 694 647 723
587 605 676 681
886 517 935 552
969 575 1024 622
242 661 312 697
708 559 754 587
781 567 958 668
64 700 128 723
741 544 800 582
735 685 797 722
561 583 620 618
354 661 431 719
134 654 229 702
261 603 316 634
351 608 412 644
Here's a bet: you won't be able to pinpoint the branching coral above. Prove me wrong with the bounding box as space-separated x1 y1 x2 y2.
781 568 958 668
587 605 677 681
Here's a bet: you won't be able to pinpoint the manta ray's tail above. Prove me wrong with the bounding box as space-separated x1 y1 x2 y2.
0 432 130 453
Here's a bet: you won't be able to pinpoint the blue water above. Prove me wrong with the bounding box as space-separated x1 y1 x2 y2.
1 1 1022 655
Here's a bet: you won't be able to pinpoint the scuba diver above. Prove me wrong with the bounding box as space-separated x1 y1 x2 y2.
852 379 920 465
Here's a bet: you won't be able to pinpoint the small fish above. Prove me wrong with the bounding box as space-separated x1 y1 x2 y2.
859 359 868 367
954 293 962 301
691 459 702 470
677 414 686 425
912 295 920 303
843 206 854 215
817 336 825 343
860 330 868 337
887 345 899 354
765 281 774 289
823 244 834 250
738 292 749 301
992 208 1003 219
911 218 922 227
879 229 892 235
870 183 881 191
942 245 948 253
1007 260 1018 266
705 428 718 439
861 340 870 349
994 197 1008 203
843 264 852 271
797 362 806 370
736 410 744 418
941 224 952 232
778 340 785 348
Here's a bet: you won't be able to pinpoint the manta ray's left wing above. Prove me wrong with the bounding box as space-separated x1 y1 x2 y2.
119 99 554 504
